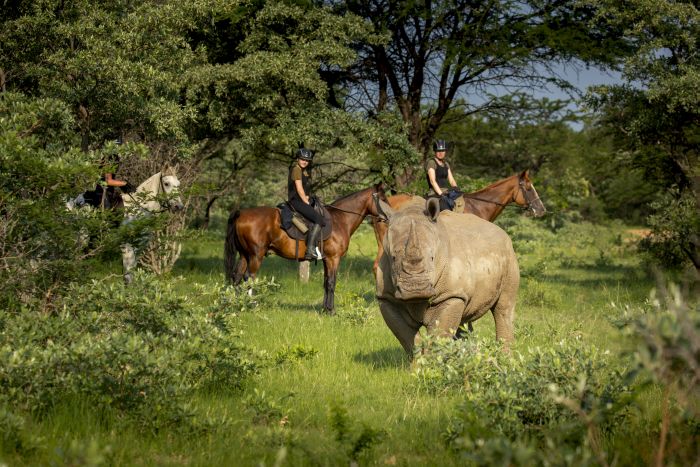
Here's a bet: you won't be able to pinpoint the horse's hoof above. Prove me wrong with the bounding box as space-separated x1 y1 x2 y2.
123 273 133 285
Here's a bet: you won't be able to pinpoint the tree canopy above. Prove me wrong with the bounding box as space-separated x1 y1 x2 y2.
331 0 631 176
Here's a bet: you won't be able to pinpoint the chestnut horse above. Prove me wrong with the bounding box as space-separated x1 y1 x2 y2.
225 183 388 313
372 170 546 272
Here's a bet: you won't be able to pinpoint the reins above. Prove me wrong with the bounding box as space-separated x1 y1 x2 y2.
325 201 386 220
123 173 172 214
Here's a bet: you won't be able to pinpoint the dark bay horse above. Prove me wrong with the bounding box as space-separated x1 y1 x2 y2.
225 183 388 313
372 170 546 272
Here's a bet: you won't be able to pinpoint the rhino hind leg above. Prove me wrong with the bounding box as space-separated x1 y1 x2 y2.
491 294 515 348
379 299 421 355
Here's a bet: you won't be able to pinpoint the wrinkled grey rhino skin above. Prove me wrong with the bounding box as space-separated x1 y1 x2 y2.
375 196 519 354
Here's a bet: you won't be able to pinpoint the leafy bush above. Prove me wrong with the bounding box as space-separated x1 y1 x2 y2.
328 403 386 464
0 272 256 434
612 279 700 465
0 405 40 457
0 92 117 312
274 344 319 365
199 277 281 314
640 188 700 270
413 336 632 464
335 291 376 326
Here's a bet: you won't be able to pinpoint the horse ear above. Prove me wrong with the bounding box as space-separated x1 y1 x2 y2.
375 195 395 223
426 197 440 222
520 169 529 180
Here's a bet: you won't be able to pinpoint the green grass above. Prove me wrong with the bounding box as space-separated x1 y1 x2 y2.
4 217 693 466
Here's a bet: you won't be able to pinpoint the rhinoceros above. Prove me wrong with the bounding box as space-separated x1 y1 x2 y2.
375 196 519 354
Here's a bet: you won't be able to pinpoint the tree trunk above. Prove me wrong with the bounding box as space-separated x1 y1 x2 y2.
202 196 218 230
299 261 310 283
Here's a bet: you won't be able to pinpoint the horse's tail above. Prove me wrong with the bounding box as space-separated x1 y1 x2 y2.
224 210 241 283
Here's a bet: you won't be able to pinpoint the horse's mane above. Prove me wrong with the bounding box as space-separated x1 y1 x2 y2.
470 173 518 195
137 172 162 192
330 185 374 206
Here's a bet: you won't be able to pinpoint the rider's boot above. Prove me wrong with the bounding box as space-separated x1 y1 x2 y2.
304 224 323 260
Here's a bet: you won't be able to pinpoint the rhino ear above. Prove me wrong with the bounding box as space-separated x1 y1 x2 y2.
374 195 395 223
426 197 440 222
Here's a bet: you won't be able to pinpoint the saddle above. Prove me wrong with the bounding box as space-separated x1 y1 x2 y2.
277 202 333 241
426 188 464 212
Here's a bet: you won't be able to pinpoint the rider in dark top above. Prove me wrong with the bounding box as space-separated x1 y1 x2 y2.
426 139 460 211
83 139 134 209
288 148 325 260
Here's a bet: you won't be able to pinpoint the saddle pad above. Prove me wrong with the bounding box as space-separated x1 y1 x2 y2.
277 204 332 241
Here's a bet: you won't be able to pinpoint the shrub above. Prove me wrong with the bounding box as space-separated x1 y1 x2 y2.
413 336 632 464
614 279 700 465
640 188 700 271
0 272 257 434
335 291 376 326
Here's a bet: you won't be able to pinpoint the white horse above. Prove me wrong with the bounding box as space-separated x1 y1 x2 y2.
120 167 184 284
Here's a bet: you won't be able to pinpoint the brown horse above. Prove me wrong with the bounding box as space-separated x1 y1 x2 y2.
225 183 388 313
372 170 546 272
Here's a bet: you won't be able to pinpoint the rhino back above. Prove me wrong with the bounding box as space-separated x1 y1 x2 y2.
433 212 519 311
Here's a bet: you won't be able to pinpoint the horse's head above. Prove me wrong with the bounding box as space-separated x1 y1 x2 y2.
515 170 546 217
370 182 390 216
160 167 184 212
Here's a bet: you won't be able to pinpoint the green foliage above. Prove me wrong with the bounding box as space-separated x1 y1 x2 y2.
414 336 631 465
585 0 700 268
0 272 256 433
617 280 699 411
641 188 700 270
328 403 386 463
335 290 376 326
50 438 112 467
0 92 119 312
274 344 319 365
608 278 700 465
0 406 40 457
243 389 292 426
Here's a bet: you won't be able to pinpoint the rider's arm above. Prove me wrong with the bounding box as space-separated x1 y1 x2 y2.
294 179 310 204
447 168 458 188
427 168 443 196
104 173 126 187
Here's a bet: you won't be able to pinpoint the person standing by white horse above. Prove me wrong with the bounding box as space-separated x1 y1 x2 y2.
120 167 184 284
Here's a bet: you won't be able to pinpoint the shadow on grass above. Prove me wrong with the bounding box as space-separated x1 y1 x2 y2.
353 347 409 370
542 264 651 289
175 256 222 275
275 302 329 315
177 244 377 278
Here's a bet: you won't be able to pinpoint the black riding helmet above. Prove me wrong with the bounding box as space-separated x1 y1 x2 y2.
297 148 314 161
433 139 448 152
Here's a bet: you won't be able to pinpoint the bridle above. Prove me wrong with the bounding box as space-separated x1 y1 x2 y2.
517 179 542 213
462 179 540 212
124 173 180 214
324 188 388 221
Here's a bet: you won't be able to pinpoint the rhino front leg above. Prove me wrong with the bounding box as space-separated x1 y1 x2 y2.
424 298 466 339
379 298 421 355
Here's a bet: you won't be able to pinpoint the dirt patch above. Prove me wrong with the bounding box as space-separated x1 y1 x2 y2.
627 229 652 238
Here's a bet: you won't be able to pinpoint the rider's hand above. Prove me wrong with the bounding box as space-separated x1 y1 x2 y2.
121 181 136 194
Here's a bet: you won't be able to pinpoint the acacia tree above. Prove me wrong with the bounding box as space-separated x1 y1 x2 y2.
585 0 700 271
327 0 629 185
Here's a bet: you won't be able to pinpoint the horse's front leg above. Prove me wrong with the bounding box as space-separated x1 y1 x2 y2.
322 257 339 315
121 242 137 285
